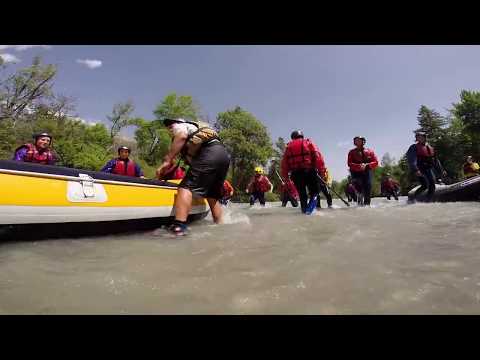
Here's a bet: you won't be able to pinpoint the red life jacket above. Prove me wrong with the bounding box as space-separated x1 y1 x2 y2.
416 143 434 159
113 159 136 176
250 175 271 193
348 147 378 173
222 180 234 198
415 143 435 168
284 138 315 170
281 180 299 199
20 143 54 165
382 179 399 191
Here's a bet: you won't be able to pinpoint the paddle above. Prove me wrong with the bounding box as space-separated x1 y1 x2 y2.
274 169 285 186
316 172 350 207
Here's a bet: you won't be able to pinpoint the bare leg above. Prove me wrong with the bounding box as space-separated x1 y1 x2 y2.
174 188 193 222
207 198 223 224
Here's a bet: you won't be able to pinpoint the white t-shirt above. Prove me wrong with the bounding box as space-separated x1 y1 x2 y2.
171 123 198 138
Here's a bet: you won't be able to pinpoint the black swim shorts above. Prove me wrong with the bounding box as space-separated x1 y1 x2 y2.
179 142 230 199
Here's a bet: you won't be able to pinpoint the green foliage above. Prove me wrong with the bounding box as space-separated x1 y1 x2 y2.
215 106 273 198
132 118 171 166
107 101 135 140
153 92 200 121
0 56 57 122
265 192 280 202
269 137 287 194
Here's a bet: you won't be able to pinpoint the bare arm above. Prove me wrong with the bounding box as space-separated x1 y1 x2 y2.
156 133 188 178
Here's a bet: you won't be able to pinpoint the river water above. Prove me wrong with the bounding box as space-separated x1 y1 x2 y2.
1 198 479 314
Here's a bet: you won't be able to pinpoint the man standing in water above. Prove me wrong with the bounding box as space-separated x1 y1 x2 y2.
407 131 446 203
381 173 400 200
246 167 273 206
281 130 327 214
13 132 56 165
156 118 230 236
347 136 378 206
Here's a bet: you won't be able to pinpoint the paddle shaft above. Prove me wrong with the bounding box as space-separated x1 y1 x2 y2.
316 173 350 207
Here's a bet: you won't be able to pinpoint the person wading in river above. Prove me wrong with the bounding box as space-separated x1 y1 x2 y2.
280 177 299 208
406 131 447 203
156 118 230 236
381 173 400 200
281 130 327 214
347 136 378 206
219 179 234 205
246 167 273 206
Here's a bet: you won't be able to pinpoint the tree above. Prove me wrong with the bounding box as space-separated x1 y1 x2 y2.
381 152 395 167
416 105 446 139
451 90 480 162
269 137 287 193
0 56 57 125
215 106 273 196
153 92 200 121
107 100 135 140
132 117 171 166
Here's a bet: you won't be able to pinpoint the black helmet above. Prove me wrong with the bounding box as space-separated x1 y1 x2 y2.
33 132 52 141
163 117 186 126
415 131 427 138
291 130 304 139
353 136 366 144
118 146 131 154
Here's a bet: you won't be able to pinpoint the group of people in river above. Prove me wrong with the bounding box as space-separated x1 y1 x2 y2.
11 123 480 236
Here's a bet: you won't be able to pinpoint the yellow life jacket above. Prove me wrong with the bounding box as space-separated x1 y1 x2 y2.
464 162 480 178
325 168 333 187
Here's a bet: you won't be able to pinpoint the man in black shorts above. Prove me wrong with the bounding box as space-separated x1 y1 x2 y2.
156 118 230 236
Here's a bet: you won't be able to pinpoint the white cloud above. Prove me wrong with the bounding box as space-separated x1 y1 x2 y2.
0 45 51 51
76 59 103 69
336 140 350 148
0 53 20 63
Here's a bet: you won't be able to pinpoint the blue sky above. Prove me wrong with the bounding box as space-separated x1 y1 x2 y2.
2 45 480 180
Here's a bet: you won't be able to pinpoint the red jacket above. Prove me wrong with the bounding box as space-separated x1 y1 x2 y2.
281 179 299 199
381 178 399 192
248 175 272 193
221 180 234 198
281 138 326 179
347 147 378 173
